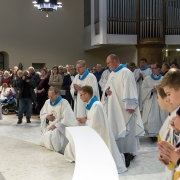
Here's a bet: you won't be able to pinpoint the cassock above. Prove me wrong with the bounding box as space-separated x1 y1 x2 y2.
99 69 111 92
70 69 99 117
39 95 78 153
101 64 144 155
138 66 152 111
64 96 127 174
142 74 168 136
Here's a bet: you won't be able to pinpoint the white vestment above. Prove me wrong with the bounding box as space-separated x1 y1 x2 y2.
99 69 111 92
159 108 179 180
71 73 99 117
142 75 168 136
64 100 127 174
39 98 78 153
101 66 144 154
138 68 152 111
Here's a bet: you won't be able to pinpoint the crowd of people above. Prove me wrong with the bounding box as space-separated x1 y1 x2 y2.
1 55 180 178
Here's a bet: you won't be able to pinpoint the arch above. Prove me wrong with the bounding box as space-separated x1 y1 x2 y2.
0 51 9 70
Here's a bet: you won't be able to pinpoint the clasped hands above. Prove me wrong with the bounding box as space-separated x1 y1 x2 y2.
46 114 56 131
73 84 81 91
76 117 87 124
158 140 180 165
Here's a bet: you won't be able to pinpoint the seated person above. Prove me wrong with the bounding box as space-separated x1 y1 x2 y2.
39 86 78 154
0 83 10 103
64 85 127 174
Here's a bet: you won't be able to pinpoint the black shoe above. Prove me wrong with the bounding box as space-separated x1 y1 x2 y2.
150 137 157 142
26 118 31 123
125 153 131 167
130 154 135 160
17 120 22 124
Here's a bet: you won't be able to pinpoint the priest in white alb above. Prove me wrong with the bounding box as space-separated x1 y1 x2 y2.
142 63 168 142
64 85 127 174
101 54 144 167
138 58 152 111
39 87 78 153
70 60 99 117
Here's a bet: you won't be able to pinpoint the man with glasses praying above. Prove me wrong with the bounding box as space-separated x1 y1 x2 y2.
70 60 99 117
39 86 77 153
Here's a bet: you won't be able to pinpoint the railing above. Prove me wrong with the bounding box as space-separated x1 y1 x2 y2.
166 0 180 35
107 0 137 35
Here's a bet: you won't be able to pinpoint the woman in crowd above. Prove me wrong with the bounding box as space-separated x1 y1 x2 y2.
36 69 49 114
1 71 11 87
48 65 63 89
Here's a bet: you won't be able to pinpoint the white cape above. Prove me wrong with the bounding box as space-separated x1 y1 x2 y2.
101 68 144 140
142 75 168 135
39 99 78 152
71 73 99 117
64 101 127 174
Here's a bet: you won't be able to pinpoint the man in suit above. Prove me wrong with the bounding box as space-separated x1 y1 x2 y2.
62 65 76 109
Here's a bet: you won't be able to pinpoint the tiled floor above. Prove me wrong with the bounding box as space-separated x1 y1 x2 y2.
0 114 166 180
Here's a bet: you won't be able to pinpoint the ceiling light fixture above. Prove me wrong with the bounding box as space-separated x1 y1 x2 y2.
32 0 63 17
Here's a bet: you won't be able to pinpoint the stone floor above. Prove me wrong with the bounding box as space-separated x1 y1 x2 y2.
0 114 166 180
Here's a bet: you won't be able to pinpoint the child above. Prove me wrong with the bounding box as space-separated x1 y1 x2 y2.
157 68 180 180
156 84 179 179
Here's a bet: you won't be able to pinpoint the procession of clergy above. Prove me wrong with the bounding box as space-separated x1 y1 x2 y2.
39 54 173 175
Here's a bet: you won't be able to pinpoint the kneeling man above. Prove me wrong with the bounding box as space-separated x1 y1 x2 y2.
39 86 78 153
64 85 127 173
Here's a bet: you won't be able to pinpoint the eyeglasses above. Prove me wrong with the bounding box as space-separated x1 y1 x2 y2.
106 61 113 65
80 93 86 97
76 66 84 70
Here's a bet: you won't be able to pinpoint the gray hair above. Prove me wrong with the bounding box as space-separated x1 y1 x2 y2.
48 86 60 94
28 66 35 72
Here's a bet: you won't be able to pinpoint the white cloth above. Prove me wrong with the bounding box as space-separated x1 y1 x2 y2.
133 69 142 111
39 98 78 152
142 75 168 136
138 68 152 111
101 67 144 154
159 108 178 180
0 88 10 100
70 73 99 117
99 69 110 92
64 101 127 174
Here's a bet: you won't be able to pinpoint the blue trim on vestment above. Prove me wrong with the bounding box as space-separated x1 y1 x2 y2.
108 68 112 73
113 64 126 72
79 69 89 81
140 66 149 71
150 73 162 80
86 96 99 110
50 95 62 106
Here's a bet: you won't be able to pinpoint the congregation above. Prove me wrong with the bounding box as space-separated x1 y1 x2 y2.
1 54 180 179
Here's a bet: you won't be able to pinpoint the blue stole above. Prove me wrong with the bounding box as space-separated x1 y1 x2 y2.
108 68 112 73
50 95 62 106
150 74 162 81
140 66 149 71
79 69 89 81
86 96 99 110
113 64 126 73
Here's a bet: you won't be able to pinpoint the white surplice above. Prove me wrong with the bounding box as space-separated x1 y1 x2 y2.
159 108 179 180
138 68 152 111
142 75 168 136
99 69 111 92
101 66 144 154
71 73 99 117
64 100 127 174
39 98 78 153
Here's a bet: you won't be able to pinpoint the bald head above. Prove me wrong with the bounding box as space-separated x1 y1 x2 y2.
96 64 102 72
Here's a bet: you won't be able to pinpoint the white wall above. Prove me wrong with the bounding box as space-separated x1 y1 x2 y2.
0 0 137 70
